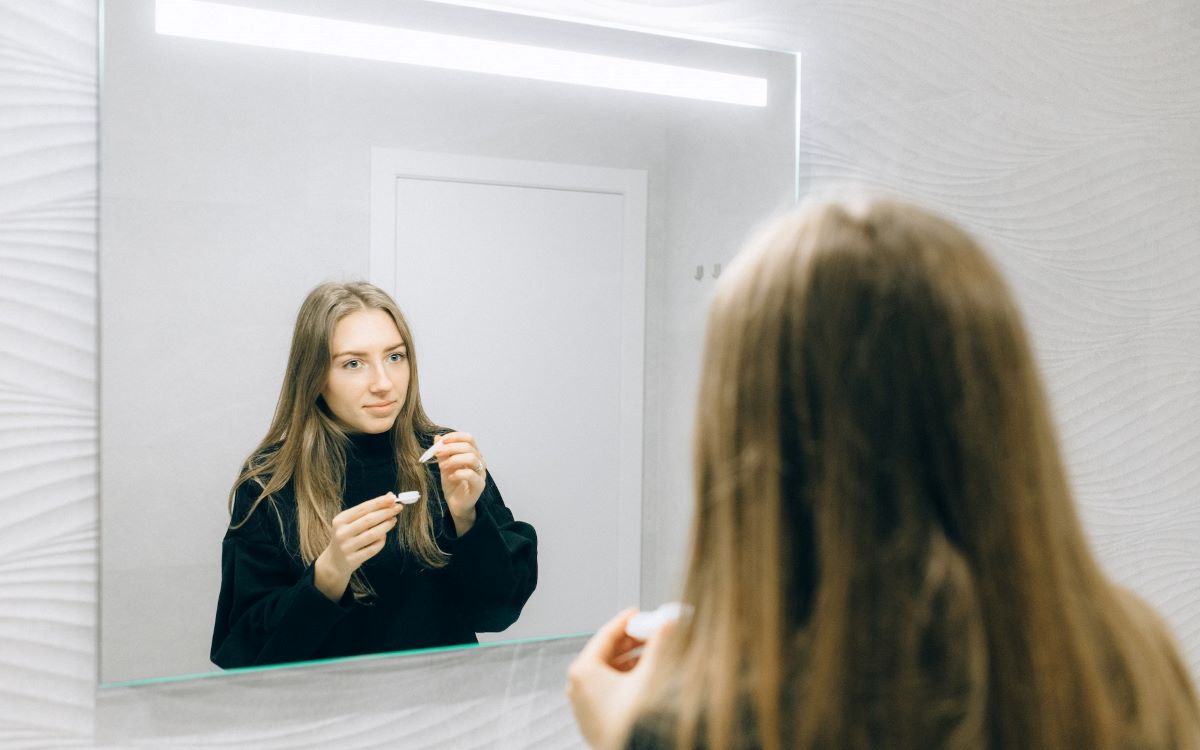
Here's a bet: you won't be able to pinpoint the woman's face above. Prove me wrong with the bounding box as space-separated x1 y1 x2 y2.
321 308 410 434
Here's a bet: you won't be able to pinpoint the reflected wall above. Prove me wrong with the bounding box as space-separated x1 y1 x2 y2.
99 0 796 683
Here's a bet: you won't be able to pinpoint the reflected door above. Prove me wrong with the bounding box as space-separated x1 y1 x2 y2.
370 149 645 641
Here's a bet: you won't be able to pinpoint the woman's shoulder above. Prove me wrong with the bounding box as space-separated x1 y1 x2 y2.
228 444 293 538
243 440 283 470
624 711 679 749
227 484 294 547
1111 584 1186 657
234 439 289 486
231 473 286 505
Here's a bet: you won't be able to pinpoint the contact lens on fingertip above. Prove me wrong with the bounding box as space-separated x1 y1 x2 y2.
625 602 693 640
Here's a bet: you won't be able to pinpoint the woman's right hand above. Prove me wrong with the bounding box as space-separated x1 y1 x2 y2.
567 608 674 749
313 494 403 601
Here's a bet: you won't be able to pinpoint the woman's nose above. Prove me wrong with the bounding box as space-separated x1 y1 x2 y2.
370 363 393 392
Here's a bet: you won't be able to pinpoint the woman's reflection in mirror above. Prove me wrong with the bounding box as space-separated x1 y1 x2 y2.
211 281 537 668
567 197 1200 749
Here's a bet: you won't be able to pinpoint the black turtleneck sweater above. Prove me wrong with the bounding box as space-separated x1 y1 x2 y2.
210 431 538 669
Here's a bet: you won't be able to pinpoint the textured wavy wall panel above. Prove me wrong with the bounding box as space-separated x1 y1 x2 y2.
1 0 1198 745
788 0 1200 674
0 0 97 740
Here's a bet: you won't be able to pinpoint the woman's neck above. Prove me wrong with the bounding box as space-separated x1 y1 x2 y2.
346 429 394 462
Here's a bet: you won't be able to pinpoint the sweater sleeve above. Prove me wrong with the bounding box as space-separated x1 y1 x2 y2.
440 470 538 632
210 486 354 669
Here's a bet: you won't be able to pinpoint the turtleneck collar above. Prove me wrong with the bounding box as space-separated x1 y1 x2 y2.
346 429 395 463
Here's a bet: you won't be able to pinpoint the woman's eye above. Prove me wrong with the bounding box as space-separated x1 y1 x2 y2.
343 359 362 370
389 351 408 363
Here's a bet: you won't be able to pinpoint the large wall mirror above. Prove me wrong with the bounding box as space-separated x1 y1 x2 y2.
100 0 797 685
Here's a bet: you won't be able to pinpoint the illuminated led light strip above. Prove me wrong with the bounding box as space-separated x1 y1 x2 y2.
155 0 768 106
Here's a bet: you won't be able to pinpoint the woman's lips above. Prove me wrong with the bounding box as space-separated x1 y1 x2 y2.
364 401 396 412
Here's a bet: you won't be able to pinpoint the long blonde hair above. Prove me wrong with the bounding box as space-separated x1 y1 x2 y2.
639 198 1200 749
229 281 448 597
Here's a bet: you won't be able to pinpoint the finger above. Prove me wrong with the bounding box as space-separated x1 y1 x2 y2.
333 494 396 524
341 508 400 540
636 618 678 671
339 504 402 538
351 514 398 545
611 645 644 671
434 434 478 460
436 456 471 477
355 533 388 556
441 452 482 469
609 616 676 673
449 468 483 486
440 457 487 486
437 431 476 448
346 516 397 552
349 535 388 565
434 443 478 463
607 631 644 668
579 608 639 664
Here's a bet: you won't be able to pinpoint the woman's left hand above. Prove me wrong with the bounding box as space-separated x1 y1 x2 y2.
433 431 487 534
566 608 672 749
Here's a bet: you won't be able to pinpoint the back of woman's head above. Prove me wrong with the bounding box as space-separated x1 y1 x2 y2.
650 197 1199 750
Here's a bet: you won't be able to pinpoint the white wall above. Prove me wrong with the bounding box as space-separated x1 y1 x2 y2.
1 0 1197 745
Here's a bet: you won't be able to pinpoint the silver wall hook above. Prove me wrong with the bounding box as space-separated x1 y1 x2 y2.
695 265 704 280
712 263 721 279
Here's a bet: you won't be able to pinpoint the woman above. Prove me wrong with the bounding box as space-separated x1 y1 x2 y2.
568 198 1200 749
211 281 537 669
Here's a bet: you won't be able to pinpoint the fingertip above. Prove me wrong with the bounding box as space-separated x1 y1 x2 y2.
642 617 679 658
652 619 677 641
599 607 639 637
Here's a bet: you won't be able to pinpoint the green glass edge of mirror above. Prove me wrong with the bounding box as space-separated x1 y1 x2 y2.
99 630 595 689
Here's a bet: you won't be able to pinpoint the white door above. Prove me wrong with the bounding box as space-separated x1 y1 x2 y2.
370 149 645 642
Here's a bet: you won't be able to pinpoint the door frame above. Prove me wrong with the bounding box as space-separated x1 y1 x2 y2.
369 147 647 613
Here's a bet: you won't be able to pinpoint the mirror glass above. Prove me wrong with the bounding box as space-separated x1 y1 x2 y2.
100 0 797 685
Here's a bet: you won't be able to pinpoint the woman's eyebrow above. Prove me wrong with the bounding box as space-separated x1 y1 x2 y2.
330 342 406 359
